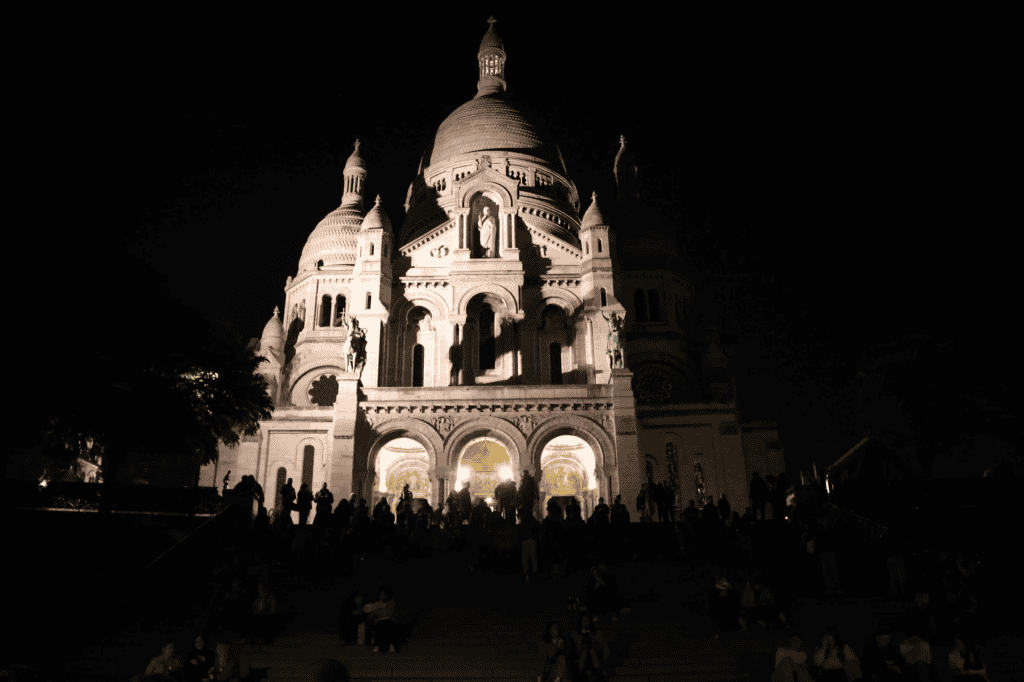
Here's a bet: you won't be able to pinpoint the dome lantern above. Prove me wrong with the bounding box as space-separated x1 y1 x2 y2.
341 139 367 210
476 16 507 98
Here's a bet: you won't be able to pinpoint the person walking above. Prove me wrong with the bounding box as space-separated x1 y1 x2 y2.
296 483 314 526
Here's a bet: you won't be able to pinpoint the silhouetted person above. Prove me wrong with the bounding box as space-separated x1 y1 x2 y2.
338 592 365 645
861 625 902 681
749 472 769 521
334 496 352 536
314 482 334 530
183 636 214 682
456 481 472 525
585 559 622 622
279 478 296 514
253 477 265 509
591 497 610 526
717 493 731 522
610 494 629 524
495 479 517 521
222 471 231 495
520 506 540 582
296 483 313 526
517 469 539 521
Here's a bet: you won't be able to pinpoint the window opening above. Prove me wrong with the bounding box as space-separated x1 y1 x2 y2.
600 288 607 307
302 446 315 490
319 295 332 327
633 290 648 322
648 290 661 322
412 344 424 387
549 342 563 384
479 304 495 370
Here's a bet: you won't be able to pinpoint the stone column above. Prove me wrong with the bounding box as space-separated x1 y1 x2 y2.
451 314 467 386
610 368 642 521
327 372 360 504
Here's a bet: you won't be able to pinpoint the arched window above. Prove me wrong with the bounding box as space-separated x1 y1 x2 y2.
479 304 495 370
597 239 603 253
585 241 590 255
301 446 315 490
633 290 648 323
412 344 424 387
549 342 563 384
600 288 607 307
383 243 389 258
319 294 332 327
365 293 372 310
369 242 375 256
648 289 661 322
333 295 347 326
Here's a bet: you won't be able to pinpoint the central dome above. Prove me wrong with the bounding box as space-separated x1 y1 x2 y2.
429 94 567 175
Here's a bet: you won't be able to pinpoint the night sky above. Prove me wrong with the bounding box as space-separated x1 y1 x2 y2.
38 8 1014 481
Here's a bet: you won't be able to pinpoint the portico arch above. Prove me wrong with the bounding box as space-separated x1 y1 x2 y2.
455 283 518 316
444 416 526 470
363 417 444 505
525 415 616 505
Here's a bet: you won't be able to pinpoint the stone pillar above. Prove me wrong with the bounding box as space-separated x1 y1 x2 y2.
433 465 452 508
327 372 360 503
610 368 642 521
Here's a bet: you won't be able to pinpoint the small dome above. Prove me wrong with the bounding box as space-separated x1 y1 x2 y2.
344 139 367 171
361 195 393 232
479 16 504 53
299 204 363 270
581 192 608 231
262 306 284 341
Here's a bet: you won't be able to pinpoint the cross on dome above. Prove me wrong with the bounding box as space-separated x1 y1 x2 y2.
374 195 382 207
487 15 496 29
272 306 280 318
620 135 627 147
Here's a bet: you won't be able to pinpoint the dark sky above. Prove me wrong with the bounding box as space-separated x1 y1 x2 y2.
40 8 1013 480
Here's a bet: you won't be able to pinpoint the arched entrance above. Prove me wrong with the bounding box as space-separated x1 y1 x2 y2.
372 437 431 509
538 435 599 519
454 437 514 506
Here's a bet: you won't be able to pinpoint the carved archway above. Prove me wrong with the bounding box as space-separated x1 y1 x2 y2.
455 283 518 316
524 414 614 473
362 418 445 507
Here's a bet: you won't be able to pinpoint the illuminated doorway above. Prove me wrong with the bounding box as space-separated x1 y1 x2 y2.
373 437 431 509
454 437 513 506
538 435 599 519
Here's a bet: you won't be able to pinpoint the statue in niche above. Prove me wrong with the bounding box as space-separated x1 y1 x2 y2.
345 317 367 374
601 311 626 369
478 206 496 258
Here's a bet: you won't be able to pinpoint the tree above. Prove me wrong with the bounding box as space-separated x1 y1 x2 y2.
12 242 274 513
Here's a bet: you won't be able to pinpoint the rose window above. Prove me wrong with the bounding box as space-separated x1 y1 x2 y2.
633 372 672 405
309 374 339 407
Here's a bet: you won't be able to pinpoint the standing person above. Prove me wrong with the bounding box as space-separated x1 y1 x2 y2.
279 478 296 516
313 482 334 531
296 483 314 526
610 495 629 524
520 506 540 583
252 477 265 510
456 481 472 526
749 472 769 522
590 497 610 526
518 469 539 522
718 493 731 522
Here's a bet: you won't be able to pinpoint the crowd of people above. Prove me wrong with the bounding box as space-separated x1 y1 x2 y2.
132 467 996 682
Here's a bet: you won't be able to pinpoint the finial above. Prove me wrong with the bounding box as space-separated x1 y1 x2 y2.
272 305 280 318
487 16 497 29
592 191 597 201
619 134 627 147
374 195 382 207
353 139 361 151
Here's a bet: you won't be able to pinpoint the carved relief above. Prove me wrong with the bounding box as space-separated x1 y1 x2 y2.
513 415 535 435
429 244 450 258
432 415 455 436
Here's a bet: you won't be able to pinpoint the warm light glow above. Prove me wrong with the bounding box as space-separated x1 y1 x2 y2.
485 497 493 505
825 478 830 494
500 466 513 481
39 479 48 490
379 479 388 493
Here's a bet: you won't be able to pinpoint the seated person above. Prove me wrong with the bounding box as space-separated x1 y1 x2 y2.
899 632 933 679
860 625 902 681
537 620 569 682
307 659 351 682
362 584 398 653
584 560 622 622
812 627 862 681
183 636 215 682
338 593 365 645
209 641 240 682
739 570 781 629
142 643 180 681
707 576 742 633
570 611 611 681
773 633 815 682
948 634 988 680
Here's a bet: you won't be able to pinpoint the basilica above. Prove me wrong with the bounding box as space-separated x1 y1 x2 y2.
201 18 785 521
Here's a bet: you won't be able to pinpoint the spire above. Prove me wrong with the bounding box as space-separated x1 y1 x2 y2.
614 135 639 203
341 139 367 210
476 16 507 98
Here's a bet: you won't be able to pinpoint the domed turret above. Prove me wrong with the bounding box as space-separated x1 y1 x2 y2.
581 192 608 231
477 16 506 98
259 306 285 362
361 195 393 232
614 135 639 203
298 140 367 271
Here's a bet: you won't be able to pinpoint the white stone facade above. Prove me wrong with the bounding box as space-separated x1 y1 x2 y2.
202 18 783 521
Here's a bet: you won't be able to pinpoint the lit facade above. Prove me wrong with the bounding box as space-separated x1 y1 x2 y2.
202 18 783 521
